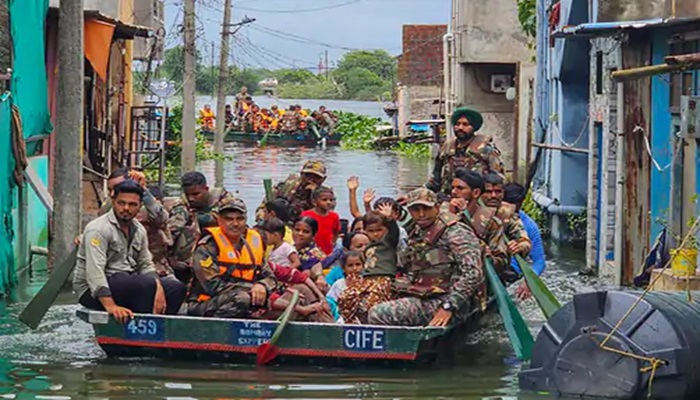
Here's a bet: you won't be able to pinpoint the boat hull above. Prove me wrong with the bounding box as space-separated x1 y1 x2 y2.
77 306 482 365
201 130 342 147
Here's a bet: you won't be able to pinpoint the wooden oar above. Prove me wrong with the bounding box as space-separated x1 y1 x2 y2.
263 178 273 202
484 258 534 361
515 254 561 319
19 248 78 329
256 290 300 365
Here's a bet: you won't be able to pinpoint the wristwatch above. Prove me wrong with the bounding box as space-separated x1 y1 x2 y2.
441 301 453 311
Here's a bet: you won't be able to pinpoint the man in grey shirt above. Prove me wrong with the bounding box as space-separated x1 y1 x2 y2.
73 180 186 323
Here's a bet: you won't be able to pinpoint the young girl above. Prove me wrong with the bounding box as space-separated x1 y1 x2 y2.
262 218 300 269
325 231 371 287
326 251 364 322
301 186 340 255
338 205 399 324
293 216 328 289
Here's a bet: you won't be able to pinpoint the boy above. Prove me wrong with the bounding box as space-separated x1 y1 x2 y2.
301 186 340 255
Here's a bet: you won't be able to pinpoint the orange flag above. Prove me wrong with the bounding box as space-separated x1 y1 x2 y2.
84 19 115 82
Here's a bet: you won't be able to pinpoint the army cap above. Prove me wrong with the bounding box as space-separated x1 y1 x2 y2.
406 188 438 208
217 197 247 214
301 160 327 178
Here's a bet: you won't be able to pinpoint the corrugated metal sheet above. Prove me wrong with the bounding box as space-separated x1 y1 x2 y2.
553 17 700 38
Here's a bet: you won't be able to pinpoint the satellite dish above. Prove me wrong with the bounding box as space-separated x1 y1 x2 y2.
149 79 176 99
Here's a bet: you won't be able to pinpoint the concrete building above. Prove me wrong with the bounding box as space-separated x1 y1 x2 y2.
545 0 700 284
446 0 535 181
396 25 447 137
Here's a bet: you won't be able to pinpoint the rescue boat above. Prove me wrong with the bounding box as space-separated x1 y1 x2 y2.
199 128 342 147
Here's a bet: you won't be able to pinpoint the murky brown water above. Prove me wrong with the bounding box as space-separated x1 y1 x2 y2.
0 142 595 399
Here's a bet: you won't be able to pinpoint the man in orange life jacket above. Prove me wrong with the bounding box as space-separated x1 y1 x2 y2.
186 197 278 318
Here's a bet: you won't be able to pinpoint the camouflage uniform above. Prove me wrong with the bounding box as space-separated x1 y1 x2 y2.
167 187 234 273
186 198 278 318
256 161 327 223
278 111 299 133
98 189 173 276
497 202 531 257
426 135 504 196
368 189 483 327
449 203 509 277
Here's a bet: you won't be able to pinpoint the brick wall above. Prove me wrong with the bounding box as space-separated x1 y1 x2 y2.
398 24 447 86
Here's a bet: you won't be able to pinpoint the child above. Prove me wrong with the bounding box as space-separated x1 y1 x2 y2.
293 216 328 290
373 197 409 251
325 231 371 287
264 198 293 244
326 251 364 322
301 186 340 255
261 218 300 269
338 205 399 324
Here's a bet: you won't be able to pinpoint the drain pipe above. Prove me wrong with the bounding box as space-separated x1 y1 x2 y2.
532 192 587 215
443 32 453 139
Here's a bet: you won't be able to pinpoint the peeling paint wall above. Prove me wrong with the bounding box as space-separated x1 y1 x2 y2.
396 85 443 136
598 0 700 21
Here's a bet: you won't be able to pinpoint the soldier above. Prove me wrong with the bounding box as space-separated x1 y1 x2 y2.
186 198 278 318
167 171 234 283
425 107 504 196
368 188 483 327
257 160 327 223
278 105 300 133
481 172 531 263
447 168 509 275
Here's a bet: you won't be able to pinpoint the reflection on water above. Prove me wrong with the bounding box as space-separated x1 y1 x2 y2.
0 144 591 399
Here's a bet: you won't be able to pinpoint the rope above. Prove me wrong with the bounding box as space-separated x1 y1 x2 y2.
594 214 700 396
10 104 28 187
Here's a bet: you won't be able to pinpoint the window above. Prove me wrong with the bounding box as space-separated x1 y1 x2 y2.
669 40 699 111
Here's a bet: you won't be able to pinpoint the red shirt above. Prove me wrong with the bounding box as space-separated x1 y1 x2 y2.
301 209 340 255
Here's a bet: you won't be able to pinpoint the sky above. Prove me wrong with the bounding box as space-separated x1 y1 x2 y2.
162 0 452 71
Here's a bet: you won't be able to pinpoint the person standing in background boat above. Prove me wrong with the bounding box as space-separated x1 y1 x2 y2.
167 172 235 283
368 188 483 327
73 181 186 323
480 172 531 274
256 160 327 223
447 168 509 277
312 110 336 135
198 104 215 132
224 104 235 130
186 198 278 318
425 107 504 197
503 182 547 300
234 86 249 116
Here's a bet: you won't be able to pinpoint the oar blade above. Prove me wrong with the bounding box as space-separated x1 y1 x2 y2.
19 248 78 329
517 255 561 319
256 342 279 365
485 260 535 360
255 290 300 366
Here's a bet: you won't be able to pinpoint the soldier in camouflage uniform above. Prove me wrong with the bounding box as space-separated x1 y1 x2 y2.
278 105 300 133
447 168 509 276
425 107 504 196
256 160 327 223
368 188 483 327
186 198 278 318
167 171 235 283
481 172 531 263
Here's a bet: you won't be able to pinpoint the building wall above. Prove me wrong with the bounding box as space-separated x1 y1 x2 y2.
454 0 531 64
598 0 700 21
397 25 446 86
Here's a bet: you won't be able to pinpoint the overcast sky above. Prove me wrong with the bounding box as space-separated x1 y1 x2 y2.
163 0 451 70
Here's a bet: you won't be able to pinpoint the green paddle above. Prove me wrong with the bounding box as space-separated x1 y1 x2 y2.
263 178 273 202
259 132 270 148
256 290 300 365
19 248 78 329
484 258 534 361
514 254 561 319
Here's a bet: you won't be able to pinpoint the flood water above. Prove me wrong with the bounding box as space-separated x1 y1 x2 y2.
0 100 596 399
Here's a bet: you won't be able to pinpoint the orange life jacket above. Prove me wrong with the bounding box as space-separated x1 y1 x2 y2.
196 227 265 302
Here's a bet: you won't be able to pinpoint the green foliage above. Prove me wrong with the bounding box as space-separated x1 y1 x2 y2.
394 141 430 158
275 68 316 85
522 191 550 238
516 0 537 39
337 111 381 150
566 211 587 243
335 50 396 80
277 78 340 99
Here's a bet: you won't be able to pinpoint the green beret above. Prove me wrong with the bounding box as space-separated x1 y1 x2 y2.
451 107 483 132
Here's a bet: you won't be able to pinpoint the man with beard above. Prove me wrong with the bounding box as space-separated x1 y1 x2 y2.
447 168 509 275
186 198 278 318
481 172 531 265
256 160 327 223
425 107 504 196
168 172 235 283
368 188 483 327
73 181 186 323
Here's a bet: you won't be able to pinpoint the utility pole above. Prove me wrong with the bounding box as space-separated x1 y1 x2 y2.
181 0 196 172
214 0 232 188
210 40 215 98
325 50 329 79
51 0 84 270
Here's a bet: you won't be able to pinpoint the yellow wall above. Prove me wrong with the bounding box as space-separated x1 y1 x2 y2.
120 0 134 151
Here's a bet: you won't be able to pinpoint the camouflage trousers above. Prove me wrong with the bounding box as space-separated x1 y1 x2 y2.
186 288 257 318
367 295 472 327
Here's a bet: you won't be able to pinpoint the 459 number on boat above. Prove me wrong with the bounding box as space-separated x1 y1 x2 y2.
124 317 165 342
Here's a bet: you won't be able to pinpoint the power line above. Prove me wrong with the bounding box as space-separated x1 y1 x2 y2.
236 0 361 14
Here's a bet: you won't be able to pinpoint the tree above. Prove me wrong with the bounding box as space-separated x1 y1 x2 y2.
334 67 386 100
335 50 396 81
275 68 317 85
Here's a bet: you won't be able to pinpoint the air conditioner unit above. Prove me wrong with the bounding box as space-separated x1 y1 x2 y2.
681 96 700 139
490 74 512 93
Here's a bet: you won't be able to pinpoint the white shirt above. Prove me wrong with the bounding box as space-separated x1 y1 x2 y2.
268 242 297 267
